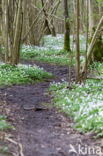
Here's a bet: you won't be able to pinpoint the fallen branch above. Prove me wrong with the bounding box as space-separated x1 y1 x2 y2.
87 76 103 80
5 137 24 156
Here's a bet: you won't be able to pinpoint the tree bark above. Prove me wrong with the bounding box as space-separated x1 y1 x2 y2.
1 0 23 65
64 0 71 51
81 16 103 74
76 0 80 82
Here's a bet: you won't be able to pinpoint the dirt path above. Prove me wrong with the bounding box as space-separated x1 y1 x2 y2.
0 62 100 156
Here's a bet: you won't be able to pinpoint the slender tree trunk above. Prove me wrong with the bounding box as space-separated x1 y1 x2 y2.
84 0 89 79
41 0 51 35
1 0 23 65
49 0 56 37
64 0 71 51
88 0 95 38
12 0 23 65
76 0 80 82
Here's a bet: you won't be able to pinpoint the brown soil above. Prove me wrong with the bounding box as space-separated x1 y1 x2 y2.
0 61 101 156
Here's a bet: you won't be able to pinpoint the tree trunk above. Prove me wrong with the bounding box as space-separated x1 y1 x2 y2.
41 0 51 35
64 0 71 51
88 0 103 62
12 0 23 65
76 0 80 82
81 16 103 74
1 0 23 65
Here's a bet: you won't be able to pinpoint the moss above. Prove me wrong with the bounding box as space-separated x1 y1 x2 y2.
64 20 71 52
93 36 103 61
64 33 71 51
89 35 103 62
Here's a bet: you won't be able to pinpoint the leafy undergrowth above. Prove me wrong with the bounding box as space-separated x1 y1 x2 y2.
49 68 103 137
89 62 103 77
0 115 13 155
0 64 52 86
21 46 70 65
21 34 86 65
42 34 86 51
0 115 12 131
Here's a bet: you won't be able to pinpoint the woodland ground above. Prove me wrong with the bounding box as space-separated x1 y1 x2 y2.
0 61 102 156
0 35 103 156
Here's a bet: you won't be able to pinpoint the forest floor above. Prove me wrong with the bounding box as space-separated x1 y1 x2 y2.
0 60 102 156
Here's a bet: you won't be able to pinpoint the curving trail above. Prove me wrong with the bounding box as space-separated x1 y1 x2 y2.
0 61 99 156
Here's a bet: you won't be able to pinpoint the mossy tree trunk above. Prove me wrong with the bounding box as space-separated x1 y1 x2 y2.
64 0 71 51
92 36 103 62
88 0 103 62
81 16 103 74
